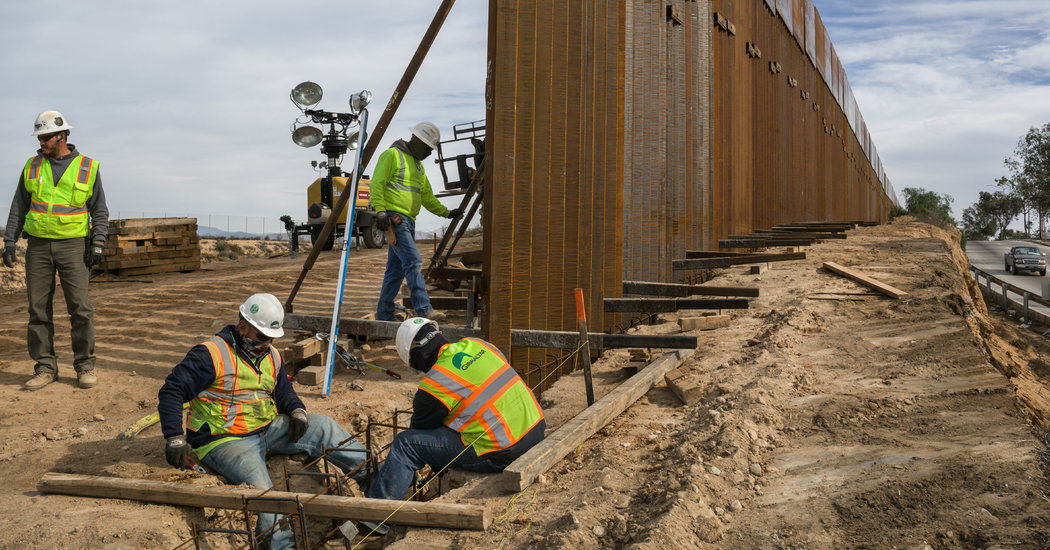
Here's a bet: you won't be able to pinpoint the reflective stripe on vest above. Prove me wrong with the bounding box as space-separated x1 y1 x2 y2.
386 149 422 193
28 156 42 179
189 336 280 435
21 154 97 239
420 338 544 456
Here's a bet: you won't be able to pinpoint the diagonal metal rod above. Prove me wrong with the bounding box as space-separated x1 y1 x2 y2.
285 0 458 312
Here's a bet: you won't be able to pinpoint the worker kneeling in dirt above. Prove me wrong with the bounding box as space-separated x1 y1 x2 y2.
363 317 545 533
157 293 368 550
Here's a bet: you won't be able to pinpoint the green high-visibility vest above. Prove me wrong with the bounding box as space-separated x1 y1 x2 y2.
187 336 281 457
370 147 448 219
419 338 544 456
22 154 98 239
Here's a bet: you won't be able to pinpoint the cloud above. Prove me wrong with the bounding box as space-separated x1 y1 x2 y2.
819 0 1050 220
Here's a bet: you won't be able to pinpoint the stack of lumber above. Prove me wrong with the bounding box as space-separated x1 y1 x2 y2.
100 217 199 276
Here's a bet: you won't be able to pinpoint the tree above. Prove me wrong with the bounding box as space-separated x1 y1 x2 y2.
1007 123 1050 237
961 204 996 241
899 187 956 228
965 190 1023 240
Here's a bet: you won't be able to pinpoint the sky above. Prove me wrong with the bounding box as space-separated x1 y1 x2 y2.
1 1 1049 235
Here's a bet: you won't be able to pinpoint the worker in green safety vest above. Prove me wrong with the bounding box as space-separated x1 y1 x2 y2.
371 122 464 323
360 317 545 537
2 110 109 391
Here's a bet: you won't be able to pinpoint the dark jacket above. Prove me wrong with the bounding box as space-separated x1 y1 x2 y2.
158 325 304 449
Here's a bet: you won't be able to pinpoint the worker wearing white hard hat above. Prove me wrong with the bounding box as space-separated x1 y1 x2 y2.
158 294 368 550
3 110 110 391
361 318 546 535
370 122 465 323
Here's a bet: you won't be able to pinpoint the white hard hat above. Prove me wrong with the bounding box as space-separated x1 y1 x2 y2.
396 317 438 364
239 293 285 338
32 110 73 136
408 121 440 149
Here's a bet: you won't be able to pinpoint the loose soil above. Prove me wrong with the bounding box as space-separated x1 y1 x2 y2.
0 220 1048 549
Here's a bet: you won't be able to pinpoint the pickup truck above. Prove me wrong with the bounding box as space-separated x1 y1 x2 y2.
1004 245 1047 276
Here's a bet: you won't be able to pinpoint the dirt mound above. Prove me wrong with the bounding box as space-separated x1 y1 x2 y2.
0 219 1047 549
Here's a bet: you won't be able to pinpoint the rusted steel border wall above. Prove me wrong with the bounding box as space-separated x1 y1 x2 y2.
623 0 712 284
483 0 625 388
483 0 894 385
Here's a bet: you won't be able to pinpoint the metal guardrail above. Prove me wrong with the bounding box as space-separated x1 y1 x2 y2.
969 264 1050 325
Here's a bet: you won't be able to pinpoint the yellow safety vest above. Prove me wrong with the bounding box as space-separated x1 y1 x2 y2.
187 336 281 456
419 338 544 456
22 154 98 239
370 147 448 219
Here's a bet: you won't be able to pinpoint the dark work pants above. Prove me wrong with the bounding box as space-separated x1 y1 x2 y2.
25 236 95 375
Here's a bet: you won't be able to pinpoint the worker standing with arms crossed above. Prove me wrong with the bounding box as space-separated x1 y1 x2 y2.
2 111 108 391
371 122 463 323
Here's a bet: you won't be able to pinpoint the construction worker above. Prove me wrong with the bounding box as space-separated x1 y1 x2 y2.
158 294 368 550
2 111 108 391
363 317 545 534
371 122 463 323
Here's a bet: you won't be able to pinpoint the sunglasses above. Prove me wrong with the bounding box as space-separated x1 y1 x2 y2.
247 324 273 343
37 133 61 143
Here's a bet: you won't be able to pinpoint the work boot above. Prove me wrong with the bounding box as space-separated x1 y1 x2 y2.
426 310 446 322
77 371 98 389
24 372 58 391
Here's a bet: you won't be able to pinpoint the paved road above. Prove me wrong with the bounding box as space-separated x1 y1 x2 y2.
966 239 1048 297
965 239 1050 323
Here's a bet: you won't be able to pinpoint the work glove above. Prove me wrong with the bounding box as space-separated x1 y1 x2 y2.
447 208 464 219
290 408 309 442
1 246 15 268
165 435 190 469
375 211 391 231
84 243 104 267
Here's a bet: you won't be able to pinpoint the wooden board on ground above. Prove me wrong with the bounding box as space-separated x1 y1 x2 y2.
500 350 688 492
822 261 909 299
665 369 705 406
37 472 489 530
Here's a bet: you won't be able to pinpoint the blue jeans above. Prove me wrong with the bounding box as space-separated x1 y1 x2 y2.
376 215 433 320
366 426 507 501
199 414 367 550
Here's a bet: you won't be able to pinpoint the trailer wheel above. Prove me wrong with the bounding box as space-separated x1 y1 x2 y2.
362 224 385 249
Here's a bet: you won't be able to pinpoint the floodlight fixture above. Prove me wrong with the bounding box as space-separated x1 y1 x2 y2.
351 90 373 112
347 131 360 151
290 81 323 108
292 125 323 147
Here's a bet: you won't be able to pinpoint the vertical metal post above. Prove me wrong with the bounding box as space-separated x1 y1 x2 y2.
574 288 595 406
1023 292 1031 323
1002 282 1008 310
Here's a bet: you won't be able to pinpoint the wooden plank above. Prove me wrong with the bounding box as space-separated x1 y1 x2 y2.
510 330 697 350
623 281 760 298
683 250 763 258
37 472 488 530
754 230 847 239
103 251 200 270
111 260 200 276
678 315 731 331
282 314 697 350
822 261 909 299
604 298 749 313
722 239 810 249
402 296 467 310
284 337 323 362
664 369 704 405
674 252 806 271
429 266 483 280
500 350 689 492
